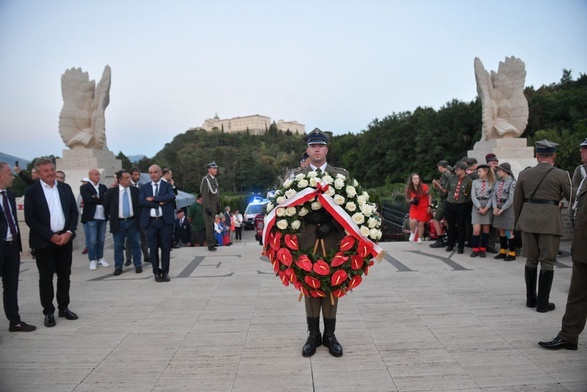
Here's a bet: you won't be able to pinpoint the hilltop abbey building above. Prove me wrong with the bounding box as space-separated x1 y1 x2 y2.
198 114 305 135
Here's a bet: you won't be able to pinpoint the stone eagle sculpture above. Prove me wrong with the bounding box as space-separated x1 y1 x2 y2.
474 57 528 140
59 65 111 150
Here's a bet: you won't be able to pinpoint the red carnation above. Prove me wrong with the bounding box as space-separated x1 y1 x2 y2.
331 270 348 286
313 260 330 276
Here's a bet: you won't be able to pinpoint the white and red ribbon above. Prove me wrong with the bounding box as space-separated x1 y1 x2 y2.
263 178 384 260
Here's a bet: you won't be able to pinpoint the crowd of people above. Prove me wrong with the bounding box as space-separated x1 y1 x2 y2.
1 135 586 354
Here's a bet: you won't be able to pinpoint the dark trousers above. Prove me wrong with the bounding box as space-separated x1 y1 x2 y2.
235 227 242 240
558 261 587 344
145 218 172 275
204 212 215 245
126 227 149 261
1 241 21 325
35 241 73 315
445 202 468 250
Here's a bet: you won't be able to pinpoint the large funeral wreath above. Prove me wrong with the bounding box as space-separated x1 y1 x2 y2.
262 170 384 302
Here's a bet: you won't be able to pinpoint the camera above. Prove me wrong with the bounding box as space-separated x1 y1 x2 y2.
411 197 420 206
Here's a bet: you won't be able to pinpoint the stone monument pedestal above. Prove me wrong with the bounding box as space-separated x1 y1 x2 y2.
55 148 121 252
468 137 536 179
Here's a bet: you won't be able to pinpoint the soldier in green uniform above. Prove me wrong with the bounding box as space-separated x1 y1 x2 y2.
514 140 572 313
430 160 452 248
539 139 587 350
444 161 472 254
294 128 348 358
200 162 221 252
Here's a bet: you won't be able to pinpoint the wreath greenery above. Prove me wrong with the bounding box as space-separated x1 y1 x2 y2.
263 170 383 300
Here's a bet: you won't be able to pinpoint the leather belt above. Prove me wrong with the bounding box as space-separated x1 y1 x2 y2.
477 197 489 200
524 198 559 205
119 217 134 221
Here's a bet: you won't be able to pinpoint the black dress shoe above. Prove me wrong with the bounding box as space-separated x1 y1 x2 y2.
9 321 37 332
446 246 454 252
457 248 464 254
538 336 578 350
154 274 163 282
58 309 78 320
162 273 171 282
208 245 217 251
494 253 506 259
113 269 123 276
44 314 56 327
124 260 131 266
135 266 143 274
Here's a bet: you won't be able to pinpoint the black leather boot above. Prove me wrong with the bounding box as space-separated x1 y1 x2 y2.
536 270 555 313
323 318 343 357
302 317 321 357
524 266 537 308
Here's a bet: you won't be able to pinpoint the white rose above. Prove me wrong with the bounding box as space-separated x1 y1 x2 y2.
298 207 309 216
309 177 318 187
307 171 317 178
276 196 286 204
283 179 293 189
334 178 345 190
336 173 346 180
363 191 370 200
367 217 378 228
356 195 366 206
353 179 358 187
346 201 357 212
275 207 286 217
325 187 336 197
346 185 357 198
285 189 297 199
276 219 288 230
295 173 305 182
298 179 309 188
352 212 365 225
370 228 382 240
266 202 274 212
323 175 334 185
333 194 346 205
360 203 373 217
311 201 322 210
285 206 297 216
360 225 370 237
291 220 301 230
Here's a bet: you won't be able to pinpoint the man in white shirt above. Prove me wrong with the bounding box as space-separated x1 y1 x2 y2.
80 169 110 270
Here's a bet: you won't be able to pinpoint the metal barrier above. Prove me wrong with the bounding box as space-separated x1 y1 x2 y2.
380 204 408 241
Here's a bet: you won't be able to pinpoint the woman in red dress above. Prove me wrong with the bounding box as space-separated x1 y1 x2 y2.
405 173 432 243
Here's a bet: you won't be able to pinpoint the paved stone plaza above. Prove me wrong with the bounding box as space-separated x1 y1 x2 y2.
1 231 586 392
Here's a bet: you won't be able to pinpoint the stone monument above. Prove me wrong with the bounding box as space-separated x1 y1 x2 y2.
55 65 121 189
468 56 535 178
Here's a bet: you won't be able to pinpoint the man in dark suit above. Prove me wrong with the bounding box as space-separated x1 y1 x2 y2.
0 162 36 332
24 158 79 328
139 164 175 282
126 167 150 264
103 170 142 276
173 209 191 247
80 168 110 271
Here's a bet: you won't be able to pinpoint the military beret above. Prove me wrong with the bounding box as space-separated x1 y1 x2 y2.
485 153 498 163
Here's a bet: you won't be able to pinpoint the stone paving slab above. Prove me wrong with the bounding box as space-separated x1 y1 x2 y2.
1 231 586 392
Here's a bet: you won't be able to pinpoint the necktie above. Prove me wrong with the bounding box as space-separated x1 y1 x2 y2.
454 178 462 200
496 181 505 201
122 188 130 218
481 180 486 195
316 168 322 174
1 191 17 238
154 183 160 216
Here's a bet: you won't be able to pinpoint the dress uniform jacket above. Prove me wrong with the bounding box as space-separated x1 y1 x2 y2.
294 164 349 252
514 162 572 236
491 176 516 230
572 182 587 262
200 174 220 215
446 175 472 204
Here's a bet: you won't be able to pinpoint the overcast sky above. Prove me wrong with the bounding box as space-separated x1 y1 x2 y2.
1 0 586 161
